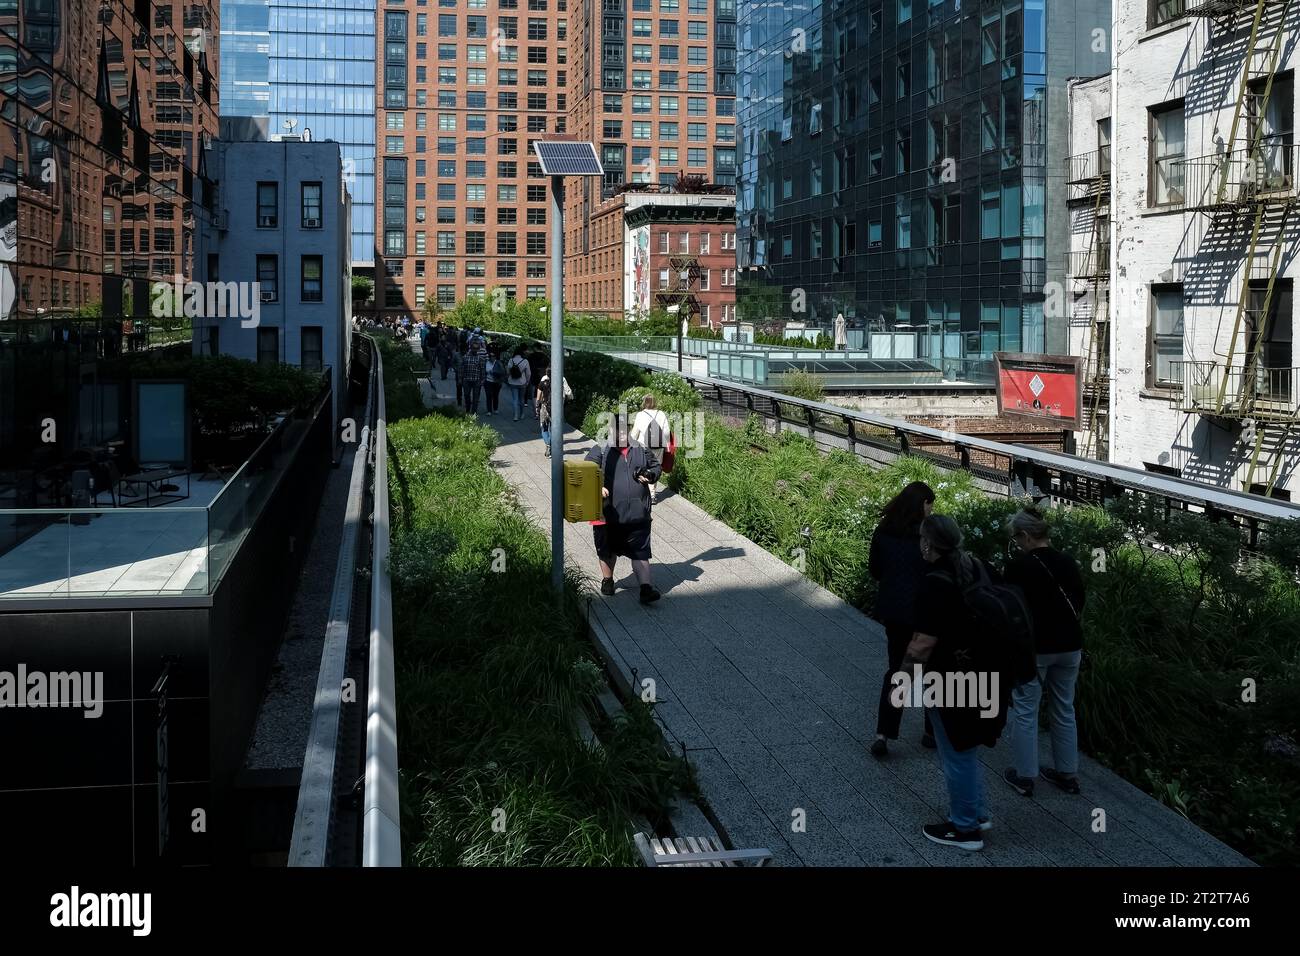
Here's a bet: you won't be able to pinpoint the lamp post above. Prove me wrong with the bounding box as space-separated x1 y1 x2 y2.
534 141 603 598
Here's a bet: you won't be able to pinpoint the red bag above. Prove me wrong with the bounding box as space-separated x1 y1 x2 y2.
660 432 678 473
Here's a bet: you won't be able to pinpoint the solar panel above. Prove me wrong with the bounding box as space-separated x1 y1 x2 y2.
533 140 603 176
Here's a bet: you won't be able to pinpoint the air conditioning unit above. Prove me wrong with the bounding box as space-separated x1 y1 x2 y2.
212 210 227 230
303 217 321 228
258 215 276 227
260 291 274 302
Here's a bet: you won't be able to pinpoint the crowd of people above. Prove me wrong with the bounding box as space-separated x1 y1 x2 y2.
867 487 1086 852
384 317 1088 854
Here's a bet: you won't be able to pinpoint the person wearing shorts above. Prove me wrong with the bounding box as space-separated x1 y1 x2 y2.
585 419 662 604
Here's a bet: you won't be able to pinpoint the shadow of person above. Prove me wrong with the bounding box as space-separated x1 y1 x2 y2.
625 544 747 595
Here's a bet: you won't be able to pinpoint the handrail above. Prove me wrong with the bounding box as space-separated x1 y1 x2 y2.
288 360 373 866
363 335 401 866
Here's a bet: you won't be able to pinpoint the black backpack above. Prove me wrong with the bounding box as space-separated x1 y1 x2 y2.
935 559 1037 689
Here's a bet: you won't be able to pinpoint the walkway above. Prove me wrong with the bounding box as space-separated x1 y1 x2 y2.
425 374 1250 867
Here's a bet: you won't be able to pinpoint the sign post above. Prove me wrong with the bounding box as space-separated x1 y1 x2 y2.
534 141 603 598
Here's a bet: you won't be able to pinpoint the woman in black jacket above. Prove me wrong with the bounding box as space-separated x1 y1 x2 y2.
584 417 663 604
868 481 936 758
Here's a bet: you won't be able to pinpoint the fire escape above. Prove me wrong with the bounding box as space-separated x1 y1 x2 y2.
655 251 701 324
1065 143 1112 460
1172 0 1298 496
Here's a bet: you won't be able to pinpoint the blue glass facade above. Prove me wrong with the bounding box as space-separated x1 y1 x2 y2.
737 0 1109 369
220 0 271 116
220 0 377 264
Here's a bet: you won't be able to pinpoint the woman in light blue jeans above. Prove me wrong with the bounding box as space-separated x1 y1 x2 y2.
1003 507 1087 797
1009 651 1082 783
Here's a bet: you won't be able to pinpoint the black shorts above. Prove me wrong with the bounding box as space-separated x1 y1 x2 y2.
593 520 652 561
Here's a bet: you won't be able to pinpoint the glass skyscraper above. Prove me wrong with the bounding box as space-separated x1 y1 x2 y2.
220 0 376 264
737 0 1110 373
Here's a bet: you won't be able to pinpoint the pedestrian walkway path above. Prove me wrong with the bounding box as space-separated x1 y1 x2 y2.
419 371 1250 867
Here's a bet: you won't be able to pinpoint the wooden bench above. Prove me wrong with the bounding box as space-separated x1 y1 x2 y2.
634 832 773 867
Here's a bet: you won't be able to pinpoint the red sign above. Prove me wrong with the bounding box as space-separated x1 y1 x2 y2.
995 353 1083 429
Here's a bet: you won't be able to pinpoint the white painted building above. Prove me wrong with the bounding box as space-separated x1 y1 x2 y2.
193 137 353 431
1070 1 1298 497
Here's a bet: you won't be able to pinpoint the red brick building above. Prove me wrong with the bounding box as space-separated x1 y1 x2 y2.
566 188 735 326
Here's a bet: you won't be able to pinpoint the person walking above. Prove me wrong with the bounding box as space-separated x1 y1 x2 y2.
536 367 571 458
483 346 507 416
867 481 936 759
436 339 452 380
449 343 465 407
505 349 532 420
905 515 1009 851
527 348 543 411
630 394 671 503
585 415 661 604
461 341 486 414
1002 506 1087 797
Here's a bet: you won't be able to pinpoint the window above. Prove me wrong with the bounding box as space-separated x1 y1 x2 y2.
1150 101 1185 206
498 233 518 254
438 231 456 253
300 256 323 302
256 183 277 227
257 327 279 366
301 183 322 228
527 232 546 254
300 327 323 372
257 255 278 301
1149 285 1184 388
1150 0 1186 29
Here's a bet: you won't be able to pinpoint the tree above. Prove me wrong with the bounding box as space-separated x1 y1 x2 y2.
351 275 374 302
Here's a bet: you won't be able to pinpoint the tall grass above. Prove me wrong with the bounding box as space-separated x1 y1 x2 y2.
385 411 689 866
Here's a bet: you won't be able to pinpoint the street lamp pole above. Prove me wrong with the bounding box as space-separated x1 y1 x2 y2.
533 139 602 600
549 175 566 597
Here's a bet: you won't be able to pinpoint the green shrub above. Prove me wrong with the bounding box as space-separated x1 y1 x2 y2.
386 411 689 865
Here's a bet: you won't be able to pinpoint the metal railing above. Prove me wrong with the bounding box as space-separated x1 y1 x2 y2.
286 335 399 867
1173 359 1300 422
602 355 1300 531
1065 146 1112 185
363 336 400 867
1172 145 1298 211
1068 243 1111 280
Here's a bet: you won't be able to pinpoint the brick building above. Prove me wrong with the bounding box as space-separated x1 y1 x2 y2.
566 187 735 326
372 0 738 321
564 0 738 300
374 1 570 317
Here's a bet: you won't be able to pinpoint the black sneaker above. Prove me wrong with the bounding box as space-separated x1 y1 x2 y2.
1003 768 1035 797
869 738 888 759
920 733 937 749
977 817 993 832
600 577 616 597
1040 767 1081 794
922 822 984 851
639 583 661 604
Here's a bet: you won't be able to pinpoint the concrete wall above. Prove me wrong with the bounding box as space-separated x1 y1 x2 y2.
1108 5 1299 493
